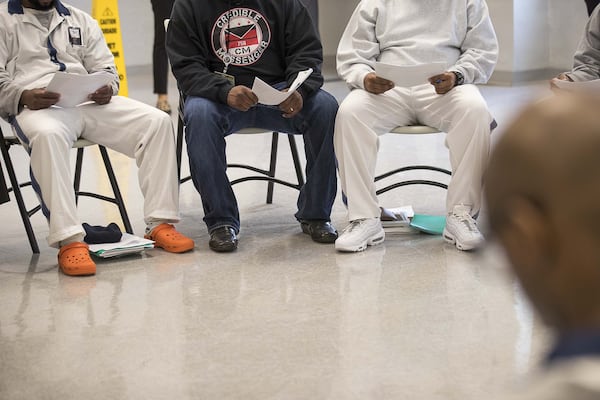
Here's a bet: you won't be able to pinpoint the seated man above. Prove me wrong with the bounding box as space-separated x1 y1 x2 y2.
552 5 600 85
334 0 498 252
486 94 600 399
299 0 318 31
166 0 338 252
585 0 600 16
0 0 194 276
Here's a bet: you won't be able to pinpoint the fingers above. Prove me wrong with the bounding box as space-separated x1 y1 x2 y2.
21 88 60 110
89 85 113 105
429 73 456 94
550 74 573 92
227 86 258 111
279 92 302 118
364 73 394 94
241 91 258 110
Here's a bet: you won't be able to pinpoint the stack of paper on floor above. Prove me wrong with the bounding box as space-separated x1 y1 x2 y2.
88 233 154 258
380 206 415 234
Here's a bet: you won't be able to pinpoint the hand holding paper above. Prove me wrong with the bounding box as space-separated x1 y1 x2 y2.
251 68 313 105
19 88 61 110
45 71 114 107
374 62 447 88
551 77 600 92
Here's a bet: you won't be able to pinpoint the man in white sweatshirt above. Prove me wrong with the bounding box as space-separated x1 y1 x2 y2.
334 0 498 252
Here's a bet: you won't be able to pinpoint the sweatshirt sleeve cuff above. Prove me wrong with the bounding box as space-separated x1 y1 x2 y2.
217 85 234 105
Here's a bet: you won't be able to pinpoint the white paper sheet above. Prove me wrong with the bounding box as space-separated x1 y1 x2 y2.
88 233 154 258
552 78 600 92
251 68 313 105
46 71 114 108
374 62 447 87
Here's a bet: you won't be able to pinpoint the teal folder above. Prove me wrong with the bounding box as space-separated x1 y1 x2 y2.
409 214 446 235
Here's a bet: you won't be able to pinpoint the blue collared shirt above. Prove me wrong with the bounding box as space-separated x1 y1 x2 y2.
547 331 600 364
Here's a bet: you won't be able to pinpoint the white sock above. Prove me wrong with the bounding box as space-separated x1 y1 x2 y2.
59 233 85 247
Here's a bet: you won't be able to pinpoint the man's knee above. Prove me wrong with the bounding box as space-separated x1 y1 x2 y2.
183 96 222 125
306 90 338 117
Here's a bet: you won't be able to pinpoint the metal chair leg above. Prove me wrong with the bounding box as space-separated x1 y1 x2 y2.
266 132 279 204
73 147 84 206
73 145 133 234
98 145 133 234
1 138 40 253
288 134 305 187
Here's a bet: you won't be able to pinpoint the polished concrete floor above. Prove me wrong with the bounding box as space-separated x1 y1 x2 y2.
0 68 553 399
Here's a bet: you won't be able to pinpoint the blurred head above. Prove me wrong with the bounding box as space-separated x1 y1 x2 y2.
21 0 55 11
485 93 600 333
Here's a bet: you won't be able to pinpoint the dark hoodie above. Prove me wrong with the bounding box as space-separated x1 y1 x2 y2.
166 0 323 105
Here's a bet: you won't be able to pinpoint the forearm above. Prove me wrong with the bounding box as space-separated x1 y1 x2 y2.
0 75 25 118
454 0 498 84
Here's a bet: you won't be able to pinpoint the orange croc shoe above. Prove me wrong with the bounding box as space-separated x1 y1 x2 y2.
145 223 194 253
58 242 96 276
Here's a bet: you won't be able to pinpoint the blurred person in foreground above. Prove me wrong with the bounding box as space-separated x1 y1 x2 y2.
485 94 600 399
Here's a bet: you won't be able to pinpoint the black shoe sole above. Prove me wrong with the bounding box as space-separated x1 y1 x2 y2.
209 242 238 252
301 223 338 244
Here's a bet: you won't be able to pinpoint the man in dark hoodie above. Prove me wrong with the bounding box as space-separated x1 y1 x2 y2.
585 0 600 16
166 0 338 253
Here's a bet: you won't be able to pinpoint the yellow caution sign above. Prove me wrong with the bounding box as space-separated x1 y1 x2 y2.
92 0 128 97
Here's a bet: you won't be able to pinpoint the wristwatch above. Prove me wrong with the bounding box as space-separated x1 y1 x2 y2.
452 71 465 86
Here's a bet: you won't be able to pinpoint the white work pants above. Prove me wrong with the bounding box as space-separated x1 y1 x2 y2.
13 96 180 247
334 84 492 221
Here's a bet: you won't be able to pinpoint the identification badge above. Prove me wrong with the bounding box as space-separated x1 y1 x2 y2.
68 27 82 46
214 71 235 86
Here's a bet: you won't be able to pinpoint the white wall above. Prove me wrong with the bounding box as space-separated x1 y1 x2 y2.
66 0 154 68
319 0 359 57
487 0 514 73
513 0 549 71
548 0 588 69
487 0 588 82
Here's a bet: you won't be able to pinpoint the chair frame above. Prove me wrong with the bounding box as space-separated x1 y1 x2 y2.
175 95 305 204
374 125 451 195
1 131 133 253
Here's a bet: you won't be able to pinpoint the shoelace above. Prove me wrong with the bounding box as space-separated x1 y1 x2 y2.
342 219 366 234
453 211 478 233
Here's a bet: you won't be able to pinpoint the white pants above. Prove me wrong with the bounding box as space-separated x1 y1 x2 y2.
13 96 180 248
334 84 492 221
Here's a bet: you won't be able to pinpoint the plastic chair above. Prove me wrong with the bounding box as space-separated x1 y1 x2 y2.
1 127 133 253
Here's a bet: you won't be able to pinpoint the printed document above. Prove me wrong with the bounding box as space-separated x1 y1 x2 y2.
46 71 114 108
374 62 447 87
87 233 154 258
252 68 313 105
552 78 600 91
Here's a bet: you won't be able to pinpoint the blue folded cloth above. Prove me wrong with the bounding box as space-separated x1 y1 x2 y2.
83 222 122 244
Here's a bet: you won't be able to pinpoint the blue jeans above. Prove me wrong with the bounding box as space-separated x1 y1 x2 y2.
184 88 338 234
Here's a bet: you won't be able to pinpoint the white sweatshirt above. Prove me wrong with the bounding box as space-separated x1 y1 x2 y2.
337 0 499 90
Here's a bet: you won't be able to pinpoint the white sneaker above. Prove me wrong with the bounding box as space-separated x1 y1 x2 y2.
335 218 385 252
443 205 484 251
